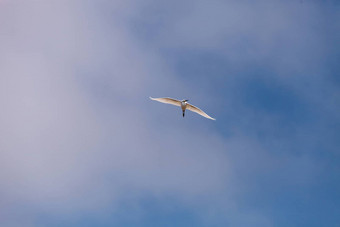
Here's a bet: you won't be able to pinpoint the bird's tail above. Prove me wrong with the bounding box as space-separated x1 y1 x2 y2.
182 110 185 117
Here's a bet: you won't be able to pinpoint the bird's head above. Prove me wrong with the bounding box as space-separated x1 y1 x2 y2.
182 99 189 103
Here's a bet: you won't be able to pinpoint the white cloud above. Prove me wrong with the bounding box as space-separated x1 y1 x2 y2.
0 1 233 224
1 0 336 226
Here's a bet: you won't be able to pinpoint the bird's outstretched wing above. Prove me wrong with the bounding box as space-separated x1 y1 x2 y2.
149 97 181 107
186 103 216 120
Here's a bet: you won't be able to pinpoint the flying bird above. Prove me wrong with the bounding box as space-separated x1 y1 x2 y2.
149 97 216 120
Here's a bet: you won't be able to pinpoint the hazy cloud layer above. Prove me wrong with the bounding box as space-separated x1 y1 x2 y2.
1 0 339 226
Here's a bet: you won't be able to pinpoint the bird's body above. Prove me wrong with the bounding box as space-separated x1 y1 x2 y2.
181 100 187 117
149 97 215 120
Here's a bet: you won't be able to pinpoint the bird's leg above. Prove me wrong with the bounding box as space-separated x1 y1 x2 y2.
182 110 185 117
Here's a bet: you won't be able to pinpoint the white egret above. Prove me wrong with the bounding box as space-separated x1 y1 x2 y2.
149 97 216 120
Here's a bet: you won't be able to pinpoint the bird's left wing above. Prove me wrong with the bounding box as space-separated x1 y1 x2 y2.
186 103 216 120
149 97 181 107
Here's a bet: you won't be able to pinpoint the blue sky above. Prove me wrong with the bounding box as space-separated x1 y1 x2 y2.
0 0 339 226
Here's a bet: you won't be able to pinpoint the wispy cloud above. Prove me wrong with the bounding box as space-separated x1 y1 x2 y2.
1 0 339 226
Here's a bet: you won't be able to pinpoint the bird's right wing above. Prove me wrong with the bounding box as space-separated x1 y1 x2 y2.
149 97 181 107
186 103 216 120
